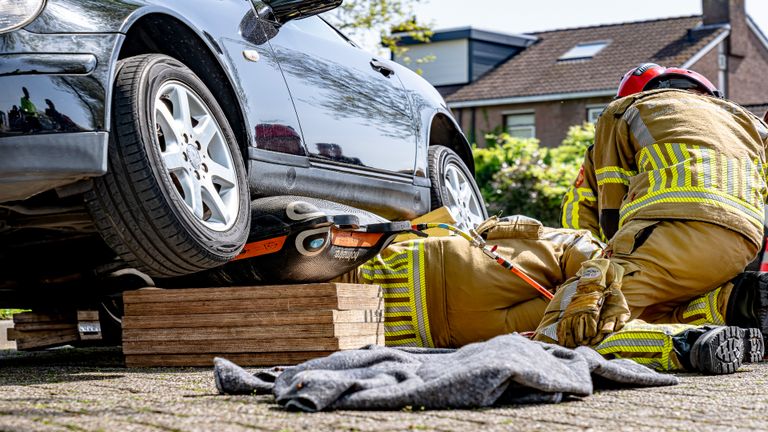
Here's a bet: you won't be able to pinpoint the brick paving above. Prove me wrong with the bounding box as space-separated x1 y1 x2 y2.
0 346 766 431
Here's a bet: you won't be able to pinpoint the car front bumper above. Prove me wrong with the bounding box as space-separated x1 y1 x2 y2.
0 29 122 202
0 131 108 201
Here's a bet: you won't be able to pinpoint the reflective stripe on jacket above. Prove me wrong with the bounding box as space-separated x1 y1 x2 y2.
594 89 768 247
561 145 603 240
359 241 434 348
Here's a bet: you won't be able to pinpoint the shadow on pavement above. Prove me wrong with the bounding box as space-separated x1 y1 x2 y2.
0 346 124 368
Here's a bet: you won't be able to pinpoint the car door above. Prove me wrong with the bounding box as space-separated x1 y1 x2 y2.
262 14 418 175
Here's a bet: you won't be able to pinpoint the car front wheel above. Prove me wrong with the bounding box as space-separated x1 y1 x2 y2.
428 145 488 232
86 54 250 278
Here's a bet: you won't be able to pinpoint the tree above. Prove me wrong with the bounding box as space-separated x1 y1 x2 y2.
473 123 595 227
325 0 432 60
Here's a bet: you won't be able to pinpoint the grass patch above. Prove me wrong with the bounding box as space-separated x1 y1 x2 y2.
0 309 27 320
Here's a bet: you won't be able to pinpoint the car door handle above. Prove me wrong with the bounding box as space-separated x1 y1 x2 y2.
370 59 394 78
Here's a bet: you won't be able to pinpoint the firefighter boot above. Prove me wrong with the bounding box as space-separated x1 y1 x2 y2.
672 326 764 374
726 271 768 351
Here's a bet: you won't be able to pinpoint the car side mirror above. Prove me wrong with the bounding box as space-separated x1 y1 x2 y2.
259 0 342 24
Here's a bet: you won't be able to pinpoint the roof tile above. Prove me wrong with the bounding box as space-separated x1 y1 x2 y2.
447 16 727 103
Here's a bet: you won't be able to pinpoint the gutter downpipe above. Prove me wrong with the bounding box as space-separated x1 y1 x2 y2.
719 40 728 98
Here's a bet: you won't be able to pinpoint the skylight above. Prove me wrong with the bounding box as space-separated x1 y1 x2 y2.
559 41 609 60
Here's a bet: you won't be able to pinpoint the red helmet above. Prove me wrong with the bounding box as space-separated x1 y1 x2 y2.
617 63 722 98
617 63 666 98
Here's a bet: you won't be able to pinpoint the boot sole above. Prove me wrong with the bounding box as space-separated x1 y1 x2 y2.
690 326 745 375
743 327 765 363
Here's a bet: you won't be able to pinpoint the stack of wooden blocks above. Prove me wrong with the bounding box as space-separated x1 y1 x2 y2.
122 283 384 367
6 310 101 350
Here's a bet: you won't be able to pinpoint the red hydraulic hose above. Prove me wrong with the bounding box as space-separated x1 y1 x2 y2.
412 223 554 301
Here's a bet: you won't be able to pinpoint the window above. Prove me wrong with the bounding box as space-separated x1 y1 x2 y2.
285 16 349 45
504 112 535 139
587 106 606 124
559 41 609 61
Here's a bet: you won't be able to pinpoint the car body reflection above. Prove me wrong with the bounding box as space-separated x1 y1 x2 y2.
2 86 85 134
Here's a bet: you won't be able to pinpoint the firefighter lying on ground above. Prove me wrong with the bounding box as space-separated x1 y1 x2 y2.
335 213 763 374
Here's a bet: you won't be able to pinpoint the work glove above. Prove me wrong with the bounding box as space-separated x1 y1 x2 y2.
534 259 628 348
559 259 628 347
591 284 630 345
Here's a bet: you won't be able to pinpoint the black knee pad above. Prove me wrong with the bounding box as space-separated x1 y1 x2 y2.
726 272 768 336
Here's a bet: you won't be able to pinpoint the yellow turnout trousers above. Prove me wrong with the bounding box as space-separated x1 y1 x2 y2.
536 219 759 371
593 320 698 371
608 219 758 324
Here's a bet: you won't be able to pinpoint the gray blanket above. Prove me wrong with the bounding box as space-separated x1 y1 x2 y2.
214 333 678 411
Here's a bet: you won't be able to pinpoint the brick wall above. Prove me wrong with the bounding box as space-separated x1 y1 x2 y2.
726 27 768 105
453 97 613 148
691 15 768 105
691 47 720 91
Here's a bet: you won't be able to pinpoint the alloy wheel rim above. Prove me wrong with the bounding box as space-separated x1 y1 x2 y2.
442 163 485 231
153 81 239 232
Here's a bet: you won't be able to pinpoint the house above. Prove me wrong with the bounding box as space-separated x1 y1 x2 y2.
394 0 768 147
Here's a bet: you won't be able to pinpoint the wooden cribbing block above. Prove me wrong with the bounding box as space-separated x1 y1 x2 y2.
122 334 383 355
10 311 81 350
12 322 79 332
122 283 385 367
124 296 383 316
123 284 382 303
12 312 75 324
77 309 102 341
122 310 382 329
8 328 79 350
123 323 383 341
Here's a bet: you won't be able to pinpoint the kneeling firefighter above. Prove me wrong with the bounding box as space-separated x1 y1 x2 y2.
537 64 768 373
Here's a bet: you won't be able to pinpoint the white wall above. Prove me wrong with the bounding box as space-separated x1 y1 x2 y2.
395 39 469 86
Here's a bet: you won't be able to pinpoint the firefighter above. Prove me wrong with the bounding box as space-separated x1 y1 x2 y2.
536 64 768 369
337 213 762 374
336 215 604 348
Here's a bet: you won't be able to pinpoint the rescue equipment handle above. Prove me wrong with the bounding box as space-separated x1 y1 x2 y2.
412 223 554 301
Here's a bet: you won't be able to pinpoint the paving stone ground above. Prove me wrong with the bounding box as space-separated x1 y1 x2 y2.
1 346 767 431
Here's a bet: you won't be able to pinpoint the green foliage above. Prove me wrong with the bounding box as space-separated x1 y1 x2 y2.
473 123 595 226
0 309 26 320
326 0 432 66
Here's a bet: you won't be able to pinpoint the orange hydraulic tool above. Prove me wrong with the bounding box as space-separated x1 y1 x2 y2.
412 223 554 301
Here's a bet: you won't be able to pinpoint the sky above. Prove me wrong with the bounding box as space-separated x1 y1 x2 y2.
410 0 768 37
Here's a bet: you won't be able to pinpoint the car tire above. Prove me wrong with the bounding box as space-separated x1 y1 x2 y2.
85 54 250 278
428 145 488 232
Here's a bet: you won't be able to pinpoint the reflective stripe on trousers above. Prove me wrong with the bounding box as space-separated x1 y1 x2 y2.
359 241 434 348
680 287 726 326
594 321 696 372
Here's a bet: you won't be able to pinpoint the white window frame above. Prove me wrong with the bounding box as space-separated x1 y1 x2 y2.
503 111 536 139
586 105 607 124
559 40 610 61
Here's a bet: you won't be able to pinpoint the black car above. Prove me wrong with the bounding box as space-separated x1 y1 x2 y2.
0 0 487 307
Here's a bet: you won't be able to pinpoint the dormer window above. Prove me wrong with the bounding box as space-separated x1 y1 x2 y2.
559 41 609 61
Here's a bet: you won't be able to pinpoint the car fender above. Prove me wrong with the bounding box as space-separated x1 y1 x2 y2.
391 61 474 176
25 0 257 150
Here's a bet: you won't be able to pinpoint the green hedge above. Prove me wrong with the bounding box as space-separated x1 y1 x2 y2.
473 123 594 227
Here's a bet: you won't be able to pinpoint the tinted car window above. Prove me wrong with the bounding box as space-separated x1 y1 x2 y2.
283 16 349 46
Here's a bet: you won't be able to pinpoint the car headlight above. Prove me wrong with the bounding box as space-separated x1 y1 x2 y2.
0 0 46 34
